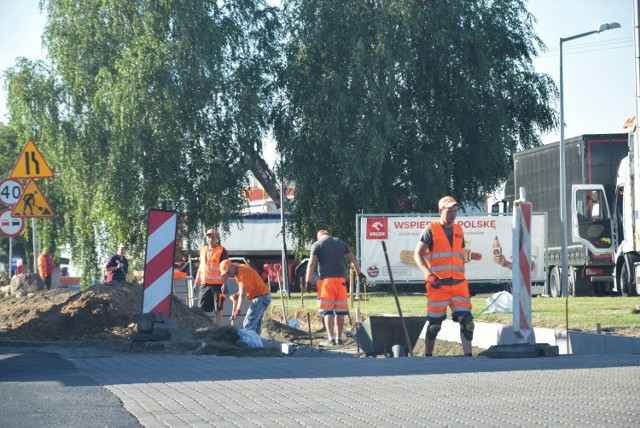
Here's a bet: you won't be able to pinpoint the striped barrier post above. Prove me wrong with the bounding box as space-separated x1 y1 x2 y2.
512 188 532 343
142 209 178 318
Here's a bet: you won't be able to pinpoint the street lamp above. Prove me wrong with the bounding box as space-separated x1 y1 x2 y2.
559 22 621 297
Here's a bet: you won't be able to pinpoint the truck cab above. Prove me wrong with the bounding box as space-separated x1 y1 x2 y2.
612 152 640 296
574 150 640 297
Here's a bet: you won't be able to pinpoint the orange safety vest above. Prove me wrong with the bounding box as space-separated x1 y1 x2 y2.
196 245 225 285
423 222 466 285
38 254 54 277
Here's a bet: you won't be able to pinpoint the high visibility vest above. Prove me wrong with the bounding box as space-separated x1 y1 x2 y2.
197 245 225 285
423 222 466 284
38 254 54 277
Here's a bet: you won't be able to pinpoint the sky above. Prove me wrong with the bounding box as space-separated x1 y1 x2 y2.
0 0 636 151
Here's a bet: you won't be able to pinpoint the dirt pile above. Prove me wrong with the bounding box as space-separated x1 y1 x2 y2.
0 283 213 341
0 283 476 356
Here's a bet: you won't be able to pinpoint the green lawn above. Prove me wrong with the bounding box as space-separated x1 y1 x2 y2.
272 291 640 336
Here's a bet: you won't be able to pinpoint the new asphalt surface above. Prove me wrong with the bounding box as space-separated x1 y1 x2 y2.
1 344 639 427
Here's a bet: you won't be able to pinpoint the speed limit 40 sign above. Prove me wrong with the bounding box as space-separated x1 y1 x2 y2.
0 178 24 206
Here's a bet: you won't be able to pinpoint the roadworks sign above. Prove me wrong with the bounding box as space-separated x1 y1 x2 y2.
10 139 54 179
11 179 54 218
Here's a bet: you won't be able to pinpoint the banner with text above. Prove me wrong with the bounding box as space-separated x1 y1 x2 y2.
358 214 547 284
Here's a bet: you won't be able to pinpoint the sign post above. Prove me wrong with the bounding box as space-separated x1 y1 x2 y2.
5 139 56 274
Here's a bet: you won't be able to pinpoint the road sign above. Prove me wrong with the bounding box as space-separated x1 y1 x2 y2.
9 139 54 179
0 208 25 237
0 178 24 206
11 179 55 218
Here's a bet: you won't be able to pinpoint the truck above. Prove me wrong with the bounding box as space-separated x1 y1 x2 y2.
356 213 548 295
504 133 629 297
610 128 640 297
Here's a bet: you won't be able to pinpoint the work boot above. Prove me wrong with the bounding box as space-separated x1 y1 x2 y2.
335 338 344 346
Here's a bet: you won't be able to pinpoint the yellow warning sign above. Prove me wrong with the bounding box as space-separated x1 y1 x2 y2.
11 180 55 218
10 139 54 179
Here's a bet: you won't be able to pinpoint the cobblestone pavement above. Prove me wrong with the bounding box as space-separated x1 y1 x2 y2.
60 350 640 427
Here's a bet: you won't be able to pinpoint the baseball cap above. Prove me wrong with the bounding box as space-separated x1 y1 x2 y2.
206 228 218 237
219 259 233 275
317 229 330 238
438 196 458 210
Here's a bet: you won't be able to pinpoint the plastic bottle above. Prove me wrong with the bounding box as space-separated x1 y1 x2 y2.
492 235 501 256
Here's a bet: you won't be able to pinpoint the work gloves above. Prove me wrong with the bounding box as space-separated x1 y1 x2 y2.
426 273 441 289
358 273 367 287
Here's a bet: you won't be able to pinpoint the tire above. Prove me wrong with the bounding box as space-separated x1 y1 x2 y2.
568 267 576 297
548 266 561 297
620 261 633 297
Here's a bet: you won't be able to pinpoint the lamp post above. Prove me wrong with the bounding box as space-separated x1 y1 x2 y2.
559 22 621 297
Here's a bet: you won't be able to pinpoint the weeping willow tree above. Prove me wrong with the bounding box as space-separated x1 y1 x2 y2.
4 0 557 279
275 0 557 246
4 0 282 283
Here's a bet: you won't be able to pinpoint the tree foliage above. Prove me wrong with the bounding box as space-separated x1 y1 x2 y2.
4 0 281 283
275 0 557 246
2 0 557 276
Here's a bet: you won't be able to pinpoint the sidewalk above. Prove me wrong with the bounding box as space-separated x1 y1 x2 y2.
60 347 640 427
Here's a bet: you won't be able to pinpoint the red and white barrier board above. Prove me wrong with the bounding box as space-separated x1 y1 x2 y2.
512 200 533 343
142 209 178 318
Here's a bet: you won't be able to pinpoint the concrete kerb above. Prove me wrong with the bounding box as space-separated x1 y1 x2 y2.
265 317 640 358
261 337 356 358
433 319 640 355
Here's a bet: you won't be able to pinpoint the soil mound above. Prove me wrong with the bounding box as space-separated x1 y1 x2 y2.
0 283 211 341
0 284 479 356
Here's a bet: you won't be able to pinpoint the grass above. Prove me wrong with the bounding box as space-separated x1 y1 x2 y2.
271 291 640 336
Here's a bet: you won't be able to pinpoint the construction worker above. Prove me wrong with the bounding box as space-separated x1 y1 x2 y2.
305 230 367 347
219 260 271 335
414 196 474 356
37 248 55 290
195 228 229 327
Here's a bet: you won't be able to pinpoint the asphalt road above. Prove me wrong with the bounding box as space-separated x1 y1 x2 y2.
0 347 141 428
1 343 639 427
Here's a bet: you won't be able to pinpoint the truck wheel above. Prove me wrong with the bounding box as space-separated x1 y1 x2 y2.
568 268 576 297
620 262 633 297
548 267 561 297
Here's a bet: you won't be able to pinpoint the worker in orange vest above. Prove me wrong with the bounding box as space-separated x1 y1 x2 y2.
38 248 55 290
220 259 271 335
195 228 229 326
414 196 474 356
